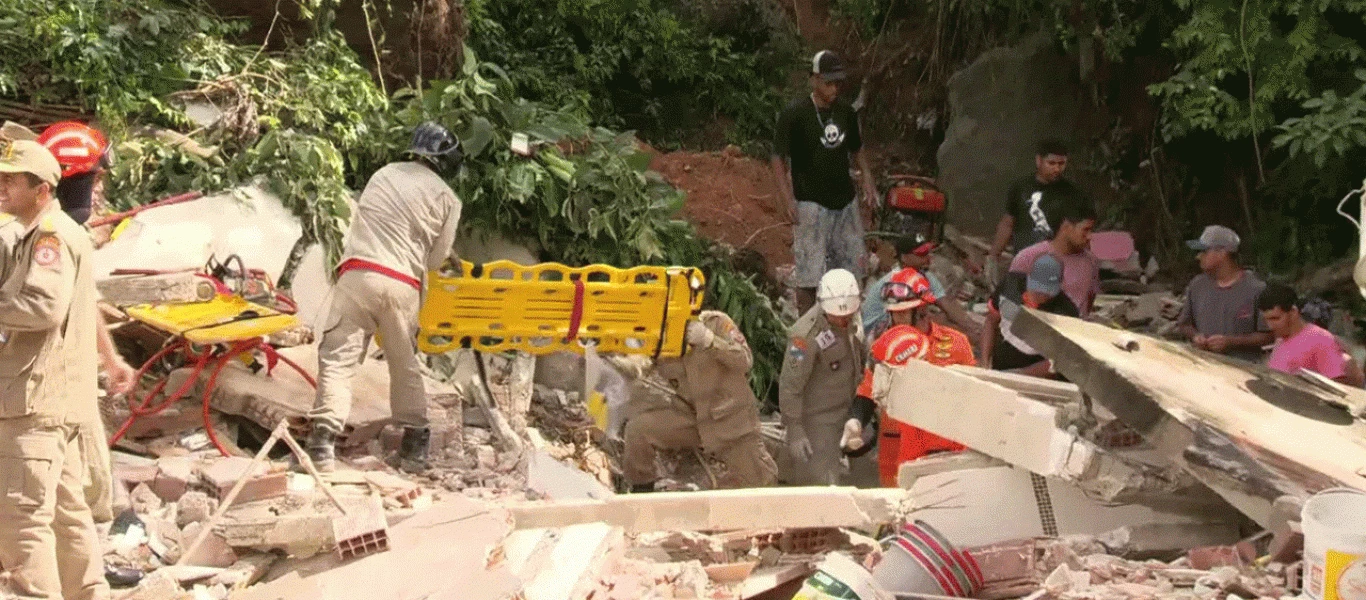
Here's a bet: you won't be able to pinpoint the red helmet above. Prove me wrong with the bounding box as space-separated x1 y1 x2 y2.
37 121 109 179
881 268 936 312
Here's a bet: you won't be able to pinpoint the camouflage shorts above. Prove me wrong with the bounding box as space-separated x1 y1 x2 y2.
792 200 865 288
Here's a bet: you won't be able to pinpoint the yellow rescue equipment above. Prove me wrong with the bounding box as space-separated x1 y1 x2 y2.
418 260 705 357
124 290 299 345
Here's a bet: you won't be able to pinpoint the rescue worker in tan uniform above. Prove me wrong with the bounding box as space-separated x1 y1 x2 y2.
5 120 136 522
779 268 864 485
0 139 109 599
302 122 463 474
622 310 778 491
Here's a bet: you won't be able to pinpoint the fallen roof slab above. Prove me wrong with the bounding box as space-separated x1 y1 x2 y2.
1012 309 1366 526
506 487 911 533
883 359 1210 507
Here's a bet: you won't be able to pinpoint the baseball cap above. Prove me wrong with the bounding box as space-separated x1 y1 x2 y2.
0 138 61 187
812 50 846 81
1186 225 1240 252
894 232 938 257
1026 254 1063 297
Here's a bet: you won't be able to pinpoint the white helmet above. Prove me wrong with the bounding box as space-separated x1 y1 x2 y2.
817 269 861 317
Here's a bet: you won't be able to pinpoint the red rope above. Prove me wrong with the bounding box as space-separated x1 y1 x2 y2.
200 339 261 456
110 337 319 457
109 339 212 447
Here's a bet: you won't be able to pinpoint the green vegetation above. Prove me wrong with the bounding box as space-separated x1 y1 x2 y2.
464 0 798 150
0 0 791 401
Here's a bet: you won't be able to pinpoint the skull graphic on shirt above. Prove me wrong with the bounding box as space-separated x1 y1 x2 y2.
821 123 846 149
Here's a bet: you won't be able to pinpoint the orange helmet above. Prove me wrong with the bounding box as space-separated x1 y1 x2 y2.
869 324 929 367
881 268 936 312
37 121 109 179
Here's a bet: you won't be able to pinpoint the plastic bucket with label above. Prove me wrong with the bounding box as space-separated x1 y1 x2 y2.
1303 488 1366 600
793 552 892 600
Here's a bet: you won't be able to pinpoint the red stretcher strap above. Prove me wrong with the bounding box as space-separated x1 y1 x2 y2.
567 278 585 340
336 258 421 290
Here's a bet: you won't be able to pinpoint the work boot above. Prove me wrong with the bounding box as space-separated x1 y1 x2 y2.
292 424 338 473
395 426 431 474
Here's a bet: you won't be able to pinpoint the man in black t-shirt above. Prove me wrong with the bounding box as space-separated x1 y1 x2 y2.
772 50 878 314
983 139 1084 275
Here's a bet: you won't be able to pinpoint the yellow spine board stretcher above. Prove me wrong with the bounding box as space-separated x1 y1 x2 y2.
418 260 705 357
125 294 300 345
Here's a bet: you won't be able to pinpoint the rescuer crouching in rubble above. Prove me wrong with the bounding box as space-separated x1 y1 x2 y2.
779 268 864 486
839 267 974 487
622 310 779 491
300 122 464 475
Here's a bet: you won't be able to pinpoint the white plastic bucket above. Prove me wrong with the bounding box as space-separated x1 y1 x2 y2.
1302 488 1366 600
793 552 892 600
871 521 983 598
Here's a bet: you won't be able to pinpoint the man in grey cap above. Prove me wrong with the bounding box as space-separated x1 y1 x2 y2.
982 253 1079 376
1178 225 1272 362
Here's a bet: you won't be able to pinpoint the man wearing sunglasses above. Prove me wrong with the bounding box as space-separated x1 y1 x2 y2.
839 268 974 486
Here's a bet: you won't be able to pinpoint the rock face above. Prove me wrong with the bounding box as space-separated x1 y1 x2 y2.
937 35 1081 236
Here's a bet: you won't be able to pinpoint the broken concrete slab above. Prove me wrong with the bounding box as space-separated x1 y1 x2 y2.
503 523 625 600
218 498 337 558
906 465 1240 550
181 522 238 568
884 359 1207 505
507 487 911 533
98 271 217 306
91 185 331 321
526 449 615 501
229 496 521 600
1012 309 1366 526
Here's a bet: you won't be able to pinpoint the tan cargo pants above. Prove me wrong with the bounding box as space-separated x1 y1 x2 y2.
310 270 426 432
788 417 846 486
0 420 109 600
623 405 777 488
79 418 112 523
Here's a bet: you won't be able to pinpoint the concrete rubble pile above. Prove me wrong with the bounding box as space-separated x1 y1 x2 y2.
65 189 1354 600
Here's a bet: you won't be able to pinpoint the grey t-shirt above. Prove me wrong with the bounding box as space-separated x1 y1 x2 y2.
1177 271 1269 362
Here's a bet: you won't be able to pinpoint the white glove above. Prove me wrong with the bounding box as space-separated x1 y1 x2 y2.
685 321 714 347
840 419 864 451
788 431 814 462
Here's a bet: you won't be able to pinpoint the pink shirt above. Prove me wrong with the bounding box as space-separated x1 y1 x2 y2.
1009 242 1101 317
1268 323 1346 380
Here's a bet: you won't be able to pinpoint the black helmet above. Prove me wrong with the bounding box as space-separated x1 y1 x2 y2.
408 121 463 174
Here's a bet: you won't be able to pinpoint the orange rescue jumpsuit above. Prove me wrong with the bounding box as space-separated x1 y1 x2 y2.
857 321 976 487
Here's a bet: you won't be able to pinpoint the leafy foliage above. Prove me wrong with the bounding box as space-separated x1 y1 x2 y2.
0 0 243 124
4 1 789 400
462 0 797 149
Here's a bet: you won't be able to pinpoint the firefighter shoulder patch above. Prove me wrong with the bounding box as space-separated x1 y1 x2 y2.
33 235 61 270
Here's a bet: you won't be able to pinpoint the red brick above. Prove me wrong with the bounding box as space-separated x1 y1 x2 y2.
200 456 268 498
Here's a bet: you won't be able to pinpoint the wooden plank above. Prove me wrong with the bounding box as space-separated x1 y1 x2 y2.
1012 309 1366 526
